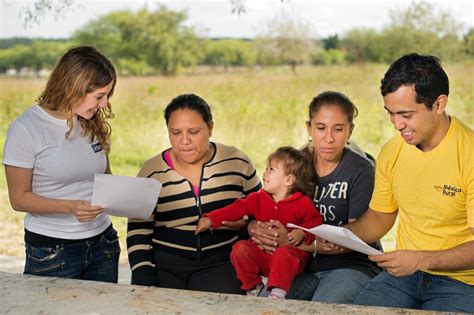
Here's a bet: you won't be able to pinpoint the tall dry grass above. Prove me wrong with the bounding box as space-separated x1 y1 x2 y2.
1 64 472 259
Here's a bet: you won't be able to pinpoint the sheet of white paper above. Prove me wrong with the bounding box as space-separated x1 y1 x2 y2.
91 174 161 219
287 223 383 256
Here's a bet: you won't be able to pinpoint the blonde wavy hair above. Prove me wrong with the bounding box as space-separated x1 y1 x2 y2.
38 46 116 152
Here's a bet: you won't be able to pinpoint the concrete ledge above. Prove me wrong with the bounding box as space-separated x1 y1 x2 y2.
0 271 450 314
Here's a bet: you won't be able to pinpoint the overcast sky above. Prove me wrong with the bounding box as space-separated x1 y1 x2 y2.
0 0 473 39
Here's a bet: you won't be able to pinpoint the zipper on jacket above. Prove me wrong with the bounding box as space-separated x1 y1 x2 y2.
196 197 202 262
195 143 215 263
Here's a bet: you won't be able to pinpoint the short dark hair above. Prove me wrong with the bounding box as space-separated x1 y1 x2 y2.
268 146 316 198
164 94 213 126
308 91 358 125
380 53 449 109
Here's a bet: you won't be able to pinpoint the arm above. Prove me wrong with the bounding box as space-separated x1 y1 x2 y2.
247 220 280 252
248 219 295 253
195 217 212 234
297 236 345 254
5 165 103 222
219 155 263 231
127 214 155 285
207 193 256 229
345 208 397 244
369 229 474 277
297 197 323 244
126 161 157 286
287 229 306 246
219 215 249 231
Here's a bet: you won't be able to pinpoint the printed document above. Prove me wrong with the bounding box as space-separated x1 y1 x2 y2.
287 223 383 256
91 174 161 219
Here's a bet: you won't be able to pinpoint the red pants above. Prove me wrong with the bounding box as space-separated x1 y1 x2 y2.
229 240 310 293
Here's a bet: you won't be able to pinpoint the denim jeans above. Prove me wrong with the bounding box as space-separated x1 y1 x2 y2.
24 227 121 283
259 269 371 302
310 269 372 303
353 270 474 312
259 272 318 300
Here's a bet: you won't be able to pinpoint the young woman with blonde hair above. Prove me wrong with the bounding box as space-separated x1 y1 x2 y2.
3 46 120 282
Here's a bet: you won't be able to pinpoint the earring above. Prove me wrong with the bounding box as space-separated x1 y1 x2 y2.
346 139 351 145
308 136 312 143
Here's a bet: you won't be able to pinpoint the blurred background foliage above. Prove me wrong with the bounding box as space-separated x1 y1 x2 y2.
1 2 473 76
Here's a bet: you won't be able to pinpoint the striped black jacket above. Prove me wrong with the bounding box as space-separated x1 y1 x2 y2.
127 142 261 285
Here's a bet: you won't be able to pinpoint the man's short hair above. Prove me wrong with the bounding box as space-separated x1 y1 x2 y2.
380 53 449 109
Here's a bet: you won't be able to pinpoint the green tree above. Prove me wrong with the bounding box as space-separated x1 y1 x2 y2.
0 41 68 73
203 39 256 69
312 48 347 65
341 28 385 63
73 7 201 75
341 2 466 63
323 35 340 50
379 2 465 62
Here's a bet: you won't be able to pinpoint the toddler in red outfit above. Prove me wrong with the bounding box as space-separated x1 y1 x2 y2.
196 146 322 299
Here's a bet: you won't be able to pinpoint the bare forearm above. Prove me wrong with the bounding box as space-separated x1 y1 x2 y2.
345 208 397 243
9 191 72 215
297 242 313 253
420 241 474 271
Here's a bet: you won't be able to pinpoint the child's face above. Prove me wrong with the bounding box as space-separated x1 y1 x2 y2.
263 159 290 196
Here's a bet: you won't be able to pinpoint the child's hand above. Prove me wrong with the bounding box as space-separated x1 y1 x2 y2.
287 229 305 246
220 215 249 231
196 217 212 235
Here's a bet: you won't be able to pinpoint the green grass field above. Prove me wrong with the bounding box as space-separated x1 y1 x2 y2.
1 64 472 259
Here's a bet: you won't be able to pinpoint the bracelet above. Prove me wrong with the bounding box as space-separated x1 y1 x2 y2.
312 239 317 258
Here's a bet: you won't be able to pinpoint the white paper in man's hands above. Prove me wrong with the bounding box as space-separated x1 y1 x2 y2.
286 223 383 256
91 174 161 219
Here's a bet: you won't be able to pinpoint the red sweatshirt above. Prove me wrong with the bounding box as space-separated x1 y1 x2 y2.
205 189 322 244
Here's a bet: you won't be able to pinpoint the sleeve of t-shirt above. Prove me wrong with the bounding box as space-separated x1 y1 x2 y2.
369 142 399 213
348 165 375 220
2 120 36 168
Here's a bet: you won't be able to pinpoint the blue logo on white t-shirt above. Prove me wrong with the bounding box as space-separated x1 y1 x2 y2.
91 142 102 153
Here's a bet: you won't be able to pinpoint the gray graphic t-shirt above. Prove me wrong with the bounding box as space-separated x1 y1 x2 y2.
308 148 381 276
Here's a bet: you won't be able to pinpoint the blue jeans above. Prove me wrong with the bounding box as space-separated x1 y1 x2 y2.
259 272 318 300
259 269 370 302
353 270 474 312
310 269 372 303
24 227 120 283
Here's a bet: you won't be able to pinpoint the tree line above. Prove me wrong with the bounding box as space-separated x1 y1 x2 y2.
1 3 473 76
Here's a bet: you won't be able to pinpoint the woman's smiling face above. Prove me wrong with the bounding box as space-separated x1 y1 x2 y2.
72 82 113 120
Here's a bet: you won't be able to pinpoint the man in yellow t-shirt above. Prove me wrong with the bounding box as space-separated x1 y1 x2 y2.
348 53 474 312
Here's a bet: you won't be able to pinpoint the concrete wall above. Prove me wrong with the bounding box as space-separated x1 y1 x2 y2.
1 272 453 314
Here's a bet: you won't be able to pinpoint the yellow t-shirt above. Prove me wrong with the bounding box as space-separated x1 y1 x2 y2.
370 116 474 284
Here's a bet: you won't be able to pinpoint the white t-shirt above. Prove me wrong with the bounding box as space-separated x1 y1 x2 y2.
2 105 111 239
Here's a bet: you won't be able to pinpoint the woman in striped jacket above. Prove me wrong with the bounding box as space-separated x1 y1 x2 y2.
127 94 261 294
